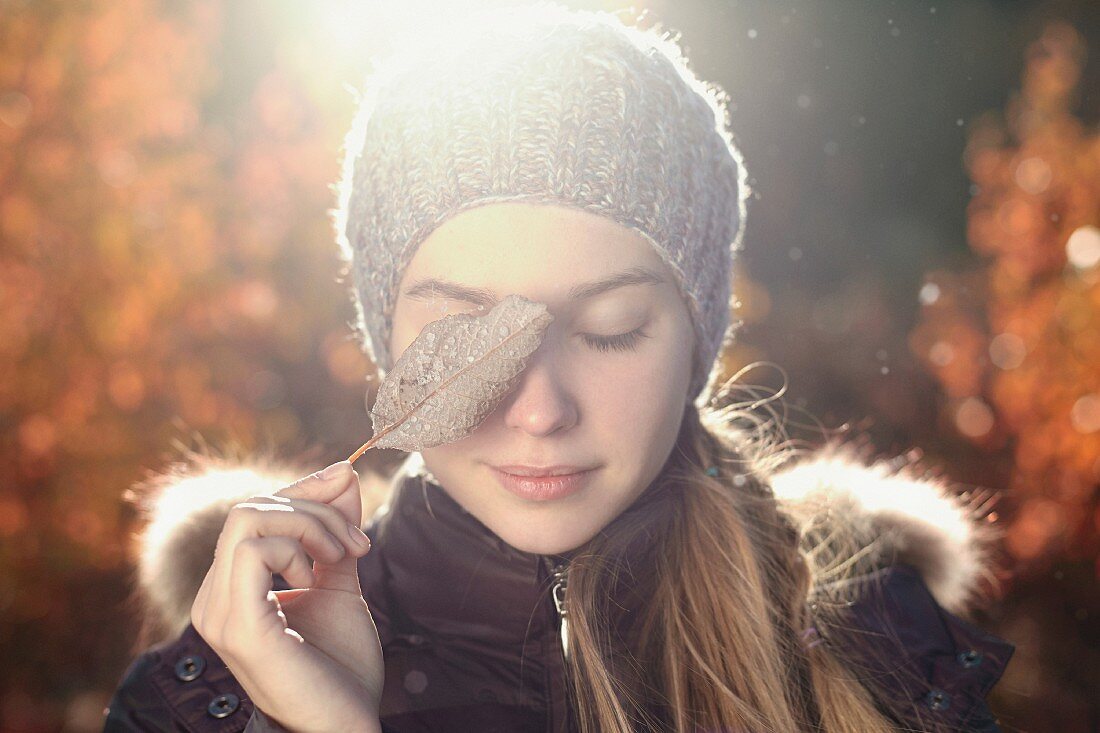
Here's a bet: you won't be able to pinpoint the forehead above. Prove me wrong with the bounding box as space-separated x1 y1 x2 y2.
402 202 669 291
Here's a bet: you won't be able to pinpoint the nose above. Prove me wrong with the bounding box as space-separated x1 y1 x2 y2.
501 339 578 437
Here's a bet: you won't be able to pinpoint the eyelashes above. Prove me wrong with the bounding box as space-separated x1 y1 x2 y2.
450 307 651 354
581 327 651 353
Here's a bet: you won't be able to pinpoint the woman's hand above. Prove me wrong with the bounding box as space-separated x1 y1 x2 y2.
190 461 384 733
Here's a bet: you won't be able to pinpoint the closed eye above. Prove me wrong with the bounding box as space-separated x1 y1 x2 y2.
581 327 650 353
447 303 651 353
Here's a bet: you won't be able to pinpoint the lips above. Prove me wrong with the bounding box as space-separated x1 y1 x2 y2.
490 465 596 501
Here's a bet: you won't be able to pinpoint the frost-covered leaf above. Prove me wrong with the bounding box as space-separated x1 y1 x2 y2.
360 294 553 454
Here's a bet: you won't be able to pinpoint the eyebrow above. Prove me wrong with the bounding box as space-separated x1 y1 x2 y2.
402 266 667 308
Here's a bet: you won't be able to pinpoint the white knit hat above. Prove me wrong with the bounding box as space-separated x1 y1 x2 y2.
333 2 751 403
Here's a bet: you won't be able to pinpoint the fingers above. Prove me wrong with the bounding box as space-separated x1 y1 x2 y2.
229 536 313 641
233 496 364 563
184 463 384 727
276 461 354 504
204 500 366 628
278 461 365 531
240 495 367 597
312 547 365 595
197 463 369 639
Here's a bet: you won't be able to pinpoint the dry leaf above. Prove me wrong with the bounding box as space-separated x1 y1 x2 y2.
347 294 553 460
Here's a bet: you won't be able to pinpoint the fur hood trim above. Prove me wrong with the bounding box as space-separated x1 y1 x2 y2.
768 442 1003 617
126 445 1004 642
128 452 307 644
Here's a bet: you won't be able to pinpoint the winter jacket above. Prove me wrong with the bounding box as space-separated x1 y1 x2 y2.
102 447 1016 732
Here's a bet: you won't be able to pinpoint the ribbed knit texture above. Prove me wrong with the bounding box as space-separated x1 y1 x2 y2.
334 2 751 403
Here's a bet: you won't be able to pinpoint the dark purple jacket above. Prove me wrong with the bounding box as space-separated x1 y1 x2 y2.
102 453 1015 732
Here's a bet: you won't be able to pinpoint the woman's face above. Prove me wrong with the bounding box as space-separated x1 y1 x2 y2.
388 202 695 555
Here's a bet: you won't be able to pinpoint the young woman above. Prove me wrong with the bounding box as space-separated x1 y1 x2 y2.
103 4 1015 732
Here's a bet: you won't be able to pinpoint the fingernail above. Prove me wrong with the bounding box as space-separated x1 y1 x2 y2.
348 523 371 551
320 461 350 480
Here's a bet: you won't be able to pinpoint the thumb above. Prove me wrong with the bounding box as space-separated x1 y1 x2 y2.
312 534 365 594
277 461 363 528
313 481 368 595
327 467 365 529
282 461 365 594
276 461 355 506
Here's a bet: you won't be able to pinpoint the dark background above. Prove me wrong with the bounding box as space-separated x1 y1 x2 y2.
1 0 1096 730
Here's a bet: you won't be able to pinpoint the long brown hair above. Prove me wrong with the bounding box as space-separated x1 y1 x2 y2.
559 375 915 733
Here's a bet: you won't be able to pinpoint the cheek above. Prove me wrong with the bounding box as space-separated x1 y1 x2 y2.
585 339 690 440
418 441 474 501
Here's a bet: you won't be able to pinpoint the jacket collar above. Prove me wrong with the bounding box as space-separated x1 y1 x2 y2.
130 441 1003 643
358 455 568 650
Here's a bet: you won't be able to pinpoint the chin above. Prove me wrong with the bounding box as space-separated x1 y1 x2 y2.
494 522 595 556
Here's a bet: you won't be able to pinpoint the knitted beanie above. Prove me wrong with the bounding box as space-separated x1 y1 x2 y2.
334 2 751 404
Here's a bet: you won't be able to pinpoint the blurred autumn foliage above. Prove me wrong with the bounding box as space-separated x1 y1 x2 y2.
0 1 390 728
909 21 1100 729
911 21 1100 574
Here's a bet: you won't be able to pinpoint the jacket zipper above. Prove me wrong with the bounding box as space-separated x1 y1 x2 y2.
542 556 573 733
543 556 570 662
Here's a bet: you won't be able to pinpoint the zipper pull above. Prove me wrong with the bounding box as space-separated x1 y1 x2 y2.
549 561 570 662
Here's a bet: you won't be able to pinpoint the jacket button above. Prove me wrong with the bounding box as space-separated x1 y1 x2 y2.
207 693 240 718
957 649 983 668
173 655 206 682
404 670 429 694
924 688 951 711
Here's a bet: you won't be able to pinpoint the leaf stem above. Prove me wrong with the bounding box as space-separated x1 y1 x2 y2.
346 429 390 465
